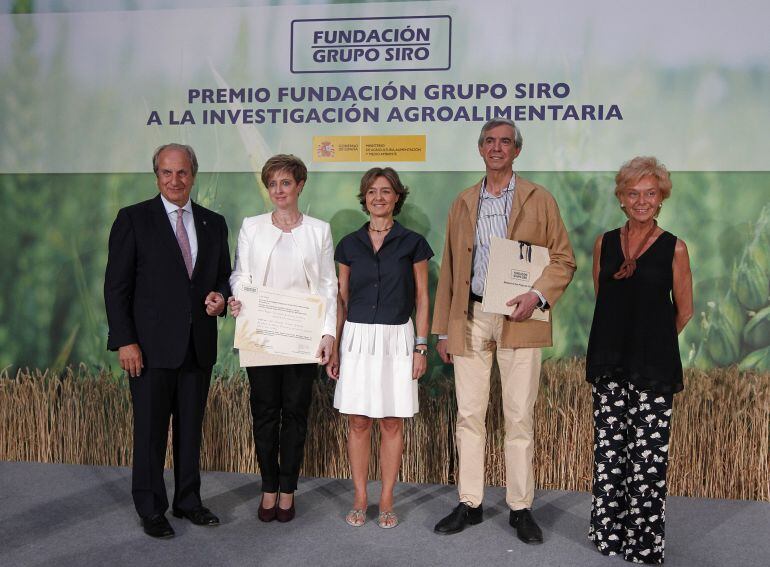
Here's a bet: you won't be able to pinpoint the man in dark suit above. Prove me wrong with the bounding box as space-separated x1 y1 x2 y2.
104 143 231 538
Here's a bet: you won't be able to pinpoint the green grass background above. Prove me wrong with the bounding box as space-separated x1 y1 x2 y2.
1 170 767 382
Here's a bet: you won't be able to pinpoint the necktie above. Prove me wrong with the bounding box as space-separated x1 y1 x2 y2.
176 208 193 278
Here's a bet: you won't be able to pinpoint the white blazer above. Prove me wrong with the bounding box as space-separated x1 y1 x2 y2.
230 213 338 337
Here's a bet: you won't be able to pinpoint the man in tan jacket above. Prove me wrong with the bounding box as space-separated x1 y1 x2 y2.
432 119 576 543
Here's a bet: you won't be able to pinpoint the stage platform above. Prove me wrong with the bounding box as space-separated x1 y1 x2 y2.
1 461 767 567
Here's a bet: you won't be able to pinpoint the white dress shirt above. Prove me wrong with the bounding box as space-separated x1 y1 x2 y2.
160 193 198 266
265 232 311 293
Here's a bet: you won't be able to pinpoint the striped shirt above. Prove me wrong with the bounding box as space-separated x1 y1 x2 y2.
471 175 515 296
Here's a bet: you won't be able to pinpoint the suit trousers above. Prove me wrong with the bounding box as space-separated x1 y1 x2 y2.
246 364 316 493
453 301 542 510
129 338 211 519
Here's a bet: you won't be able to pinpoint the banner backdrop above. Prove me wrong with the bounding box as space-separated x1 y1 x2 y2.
1 0 768 173
0 0 768 376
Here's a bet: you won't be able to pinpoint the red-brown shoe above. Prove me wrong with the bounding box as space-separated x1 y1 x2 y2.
276 494 295 523
258 495 278 522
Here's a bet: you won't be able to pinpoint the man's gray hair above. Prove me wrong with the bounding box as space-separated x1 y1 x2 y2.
477 118 523 150
152 143 199 177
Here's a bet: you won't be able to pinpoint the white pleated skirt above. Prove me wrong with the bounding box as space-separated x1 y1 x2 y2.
333 320 418 418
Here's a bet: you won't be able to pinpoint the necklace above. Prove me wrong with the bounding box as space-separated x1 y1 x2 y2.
272 211 302 231
368 222 393 233
613 220 658 279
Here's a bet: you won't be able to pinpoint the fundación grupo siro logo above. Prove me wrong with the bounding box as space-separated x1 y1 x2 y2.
291 15 452 73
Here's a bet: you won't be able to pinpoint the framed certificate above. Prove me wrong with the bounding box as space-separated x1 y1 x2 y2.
482 236 550 322
234 284 325 366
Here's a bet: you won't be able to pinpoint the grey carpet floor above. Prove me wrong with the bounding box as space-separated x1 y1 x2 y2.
1 461 767 567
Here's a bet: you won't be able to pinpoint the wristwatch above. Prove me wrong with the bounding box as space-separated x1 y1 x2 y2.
414 346 428 355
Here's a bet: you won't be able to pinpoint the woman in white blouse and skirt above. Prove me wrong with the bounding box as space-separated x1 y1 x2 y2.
326 167 432 529
228 155 337 523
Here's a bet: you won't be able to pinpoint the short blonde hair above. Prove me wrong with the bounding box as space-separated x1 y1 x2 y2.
614 156 672 214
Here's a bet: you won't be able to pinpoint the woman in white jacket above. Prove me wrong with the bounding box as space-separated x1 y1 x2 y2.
228 155 337 523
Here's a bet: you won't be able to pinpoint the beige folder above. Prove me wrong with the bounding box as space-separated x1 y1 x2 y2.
481 236 550 322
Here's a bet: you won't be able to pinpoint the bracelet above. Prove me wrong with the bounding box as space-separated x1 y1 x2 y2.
415 336 428 345
414 347 427 355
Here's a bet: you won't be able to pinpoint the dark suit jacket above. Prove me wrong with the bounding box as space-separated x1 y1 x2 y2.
104 194 231 369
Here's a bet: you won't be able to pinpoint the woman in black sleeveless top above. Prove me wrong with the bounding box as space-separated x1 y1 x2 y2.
586 157 693 564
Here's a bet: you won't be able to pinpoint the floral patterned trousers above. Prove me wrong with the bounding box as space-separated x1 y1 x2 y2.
589 380 674 564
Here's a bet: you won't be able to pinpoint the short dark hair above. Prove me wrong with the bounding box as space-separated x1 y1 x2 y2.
152 143 199 176
357 167 409 216
261 154 308 187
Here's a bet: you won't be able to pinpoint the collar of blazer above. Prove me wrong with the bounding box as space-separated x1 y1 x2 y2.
252 212 305 248
249 213 319 293
190 201 211 280
460 175 539 240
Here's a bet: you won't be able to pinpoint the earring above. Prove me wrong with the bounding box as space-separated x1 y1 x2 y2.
620 204 625 208
658 204 662 208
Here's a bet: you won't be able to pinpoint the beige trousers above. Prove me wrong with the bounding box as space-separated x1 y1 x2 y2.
453 301 542 510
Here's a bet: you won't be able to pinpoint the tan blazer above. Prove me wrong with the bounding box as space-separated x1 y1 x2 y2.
431 175 576 354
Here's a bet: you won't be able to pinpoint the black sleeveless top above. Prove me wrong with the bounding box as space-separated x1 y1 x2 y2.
586 228 683 394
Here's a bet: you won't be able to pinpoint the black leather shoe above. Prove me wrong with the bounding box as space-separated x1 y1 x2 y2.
434 503 483 535
172 505 220 526
141 514 175 539
509 509 543 544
